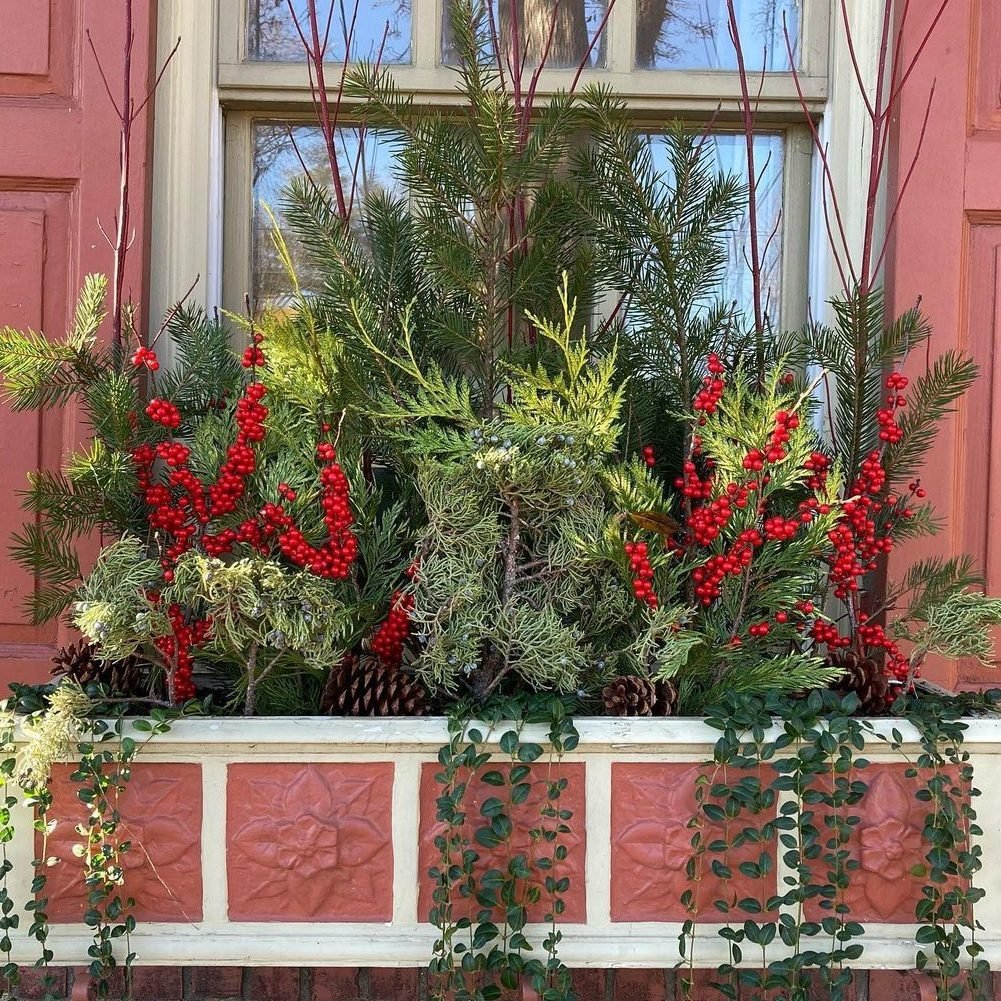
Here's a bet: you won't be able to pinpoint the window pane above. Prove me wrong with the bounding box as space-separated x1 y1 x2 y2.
248 0 412 63
252 123 403 306
441 0 607 69
644 131 785 326
636 0 799 71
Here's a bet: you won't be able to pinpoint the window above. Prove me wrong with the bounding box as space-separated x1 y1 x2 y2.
217 0 828 329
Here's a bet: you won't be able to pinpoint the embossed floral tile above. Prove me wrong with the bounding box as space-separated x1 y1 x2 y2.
44 763 203 923
417 761 587 924
610 762 777 922
804 763 969 924
226 762 394 922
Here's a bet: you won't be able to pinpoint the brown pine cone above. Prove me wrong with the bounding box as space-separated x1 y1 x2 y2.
51 641 144 697
828 651 889 715
602 675 678 717
321 653 430 716
652 678 678 717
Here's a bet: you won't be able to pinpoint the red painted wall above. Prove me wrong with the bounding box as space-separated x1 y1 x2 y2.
886 0 1001 689
0 0 155 689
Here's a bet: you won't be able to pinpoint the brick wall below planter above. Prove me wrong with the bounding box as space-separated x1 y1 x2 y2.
10 967 1000 1001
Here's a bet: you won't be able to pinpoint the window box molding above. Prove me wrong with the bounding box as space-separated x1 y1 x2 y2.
6 715 1001 968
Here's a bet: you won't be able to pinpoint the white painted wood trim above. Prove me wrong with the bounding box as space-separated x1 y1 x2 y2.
16 714 995 750
149 0 222 363
809 0 888 312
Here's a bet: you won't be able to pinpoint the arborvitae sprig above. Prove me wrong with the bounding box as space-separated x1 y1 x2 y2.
359 281 690 701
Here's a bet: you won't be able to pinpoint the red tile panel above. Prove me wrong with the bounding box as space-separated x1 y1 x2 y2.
610 762 775 922
45 763 203 923
417 760 586 924
227 762 394 921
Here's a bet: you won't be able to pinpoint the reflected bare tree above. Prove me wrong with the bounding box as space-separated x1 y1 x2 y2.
442 0 606 69
252 125 397 305
637 0 794 70
249 0 411 62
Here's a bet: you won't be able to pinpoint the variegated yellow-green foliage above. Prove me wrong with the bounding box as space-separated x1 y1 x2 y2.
12 682 92 790
72 538 369 712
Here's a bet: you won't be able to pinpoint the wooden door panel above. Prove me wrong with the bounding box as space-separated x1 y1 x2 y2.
0 0 75 97
0 191 71 654
0 1 154 688
888 0 1001 687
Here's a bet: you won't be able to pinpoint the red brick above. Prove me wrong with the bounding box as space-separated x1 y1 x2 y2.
612 968 668 1001
369 968 419 1000
312 967 362 1001
675 968 728 999
246 967 301 1001
14 967 68 999
867 971 926 1001
571 969 606 1001
128 966 184 1000
189 966 244 998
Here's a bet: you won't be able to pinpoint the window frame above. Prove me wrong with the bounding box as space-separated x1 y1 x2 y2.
217 0 830 109
150 0 880 366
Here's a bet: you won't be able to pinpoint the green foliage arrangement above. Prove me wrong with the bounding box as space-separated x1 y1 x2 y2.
0 1 999 998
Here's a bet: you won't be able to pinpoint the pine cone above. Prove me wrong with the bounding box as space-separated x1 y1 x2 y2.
602 675 678 717
652 678 678 717
321 653 430 716
828 651 889 715
51 641 144 697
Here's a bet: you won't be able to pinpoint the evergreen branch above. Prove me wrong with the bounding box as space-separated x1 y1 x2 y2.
884 351 978 484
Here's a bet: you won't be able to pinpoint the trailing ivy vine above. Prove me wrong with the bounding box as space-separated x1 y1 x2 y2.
677 689 998 1001
878 694 994 1001
72 709 173 997
429 696 579 1001
0 686 183 1000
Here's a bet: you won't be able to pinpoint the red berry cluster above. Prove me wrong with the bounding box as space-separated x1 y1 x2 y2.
809 618 848 648
765 410 799 463
878 372 908 444
208 383 269 518
146 398 181 429
132 346 160 371
371 590 414 666
858 618 911 682
260 444 358 580
674 460 713 501
688 494 735 546
242 346 266 368
153 602 211 703
804 452 830 492
624 540 658 608
763 514 800 541
132 346 279 701
692 528 761 605
642 445 656 468
693 354 725 414
827 448 895 600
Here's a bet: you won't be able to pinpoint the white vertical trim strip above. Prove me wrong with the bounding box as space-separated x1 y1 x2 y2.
150 0 220 364
200 758 229 924
809 0 886 315
393 754 423 925
585 754 611 926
